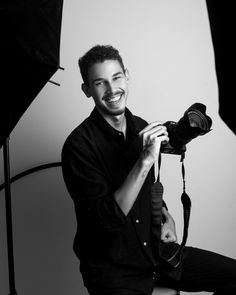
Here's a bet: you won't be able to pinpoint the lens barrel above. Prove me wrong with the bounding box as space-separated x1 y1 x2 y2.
162 103 212 155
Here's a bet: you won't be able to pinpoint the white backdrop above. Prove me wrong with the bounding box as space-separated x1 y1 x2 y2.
0 1 235 294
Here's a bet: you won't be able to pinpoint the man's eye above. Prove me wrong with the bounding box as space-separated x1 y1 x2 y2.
114 76 122 81
95 81 103 86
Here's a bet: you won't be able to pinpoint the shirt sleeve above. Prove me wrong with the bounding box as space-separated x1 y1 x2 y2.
61 138 127 232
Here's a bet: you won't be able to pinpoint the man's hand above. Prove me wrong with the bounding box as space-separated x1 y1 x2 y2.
114 123 168 216
139 122 169 165
161 207 177 243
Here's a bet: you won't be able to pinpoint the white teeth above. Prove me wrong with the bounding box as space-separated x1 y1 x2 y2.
107 94 121 102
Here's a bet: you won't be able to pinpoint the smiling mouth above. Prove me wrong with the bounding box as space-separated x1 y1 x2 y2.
104 93 123 104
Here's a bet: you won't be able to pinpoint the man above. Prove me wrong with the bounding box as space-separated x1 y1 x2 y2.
61 45 236 295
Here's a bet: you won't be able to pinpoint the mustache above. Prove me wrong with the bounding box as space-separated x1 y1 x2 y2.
103 90 125 100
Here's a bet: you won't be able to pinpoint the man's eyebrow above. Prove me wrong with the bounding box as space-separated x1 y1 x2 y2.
92 71 124 83
113 71 124 76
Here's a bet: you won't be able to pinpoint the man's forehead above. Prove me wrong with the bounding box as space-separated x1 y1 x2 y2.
88 59 124 79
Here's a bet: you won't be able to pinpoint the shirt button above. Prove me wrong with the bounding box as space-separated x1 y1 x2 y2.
135 219 140 223
143 242 147 246
152 271 157 280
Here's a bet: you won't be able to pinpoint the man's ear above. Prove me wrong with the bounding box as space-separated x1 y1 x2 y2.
124 69 129 81
81 83 91 98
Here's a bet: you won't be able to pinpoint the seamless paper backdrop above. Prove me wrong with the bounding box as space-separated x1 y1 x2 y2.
0 1 235 294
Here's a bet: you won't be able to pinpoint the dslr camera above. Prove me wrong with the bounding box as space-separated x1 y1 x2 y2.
161 103 212 155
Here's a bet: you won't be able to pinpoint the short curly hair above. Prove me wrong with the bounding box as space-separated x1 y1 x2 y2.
78 45 125 86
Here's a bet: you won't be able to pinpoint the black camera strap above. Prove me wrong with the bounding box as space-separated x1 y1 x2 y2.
151 153 191 268
166 153 191 267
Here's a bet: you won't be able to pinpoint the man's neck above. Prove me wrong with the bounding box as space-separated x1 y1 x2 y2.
109 114 127 135
98 109 127 135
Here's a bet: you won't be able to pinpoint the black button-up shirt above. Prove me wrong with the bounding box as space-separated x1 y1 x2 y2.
61 107 159 293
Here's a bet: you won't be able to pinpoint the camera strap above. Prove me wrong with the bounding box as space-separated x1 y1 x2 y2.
166 153 191 267
151 153 192 268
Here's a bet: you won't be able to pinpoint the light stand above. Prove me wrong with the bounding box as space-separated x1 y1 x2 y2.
3 137 17 295
0 2 64 293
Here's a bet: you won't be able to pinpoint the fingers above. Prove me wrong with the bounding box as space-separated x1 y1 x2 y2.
139 122 169 147
161 220 178 244
161 230 177 243
139 121 164 136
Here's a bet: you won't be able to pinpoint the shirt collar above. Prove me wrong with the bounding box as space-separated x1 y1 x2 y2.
90 107 141 140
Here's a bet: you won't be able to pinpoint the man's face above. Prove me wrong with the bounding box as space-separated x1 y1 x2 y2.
83 59 129 118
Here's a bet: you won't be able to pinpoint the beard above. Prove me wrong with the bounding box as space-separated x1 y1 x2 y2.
97 92 127 117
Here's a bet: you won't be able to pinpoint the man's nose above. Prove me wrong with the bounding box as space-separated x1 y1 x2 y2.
105 81 116 94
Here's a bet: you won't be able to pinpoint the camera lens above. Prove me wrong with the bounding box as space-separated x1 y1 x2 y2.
162 103 212 155
187 110 210 132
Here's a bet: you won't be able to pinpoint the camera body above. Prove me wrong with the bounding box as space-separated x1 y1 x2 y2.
161 103 212 155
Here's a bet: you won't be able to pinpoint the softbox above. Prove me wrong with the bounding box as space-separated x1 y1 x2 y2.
0 0 64 147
